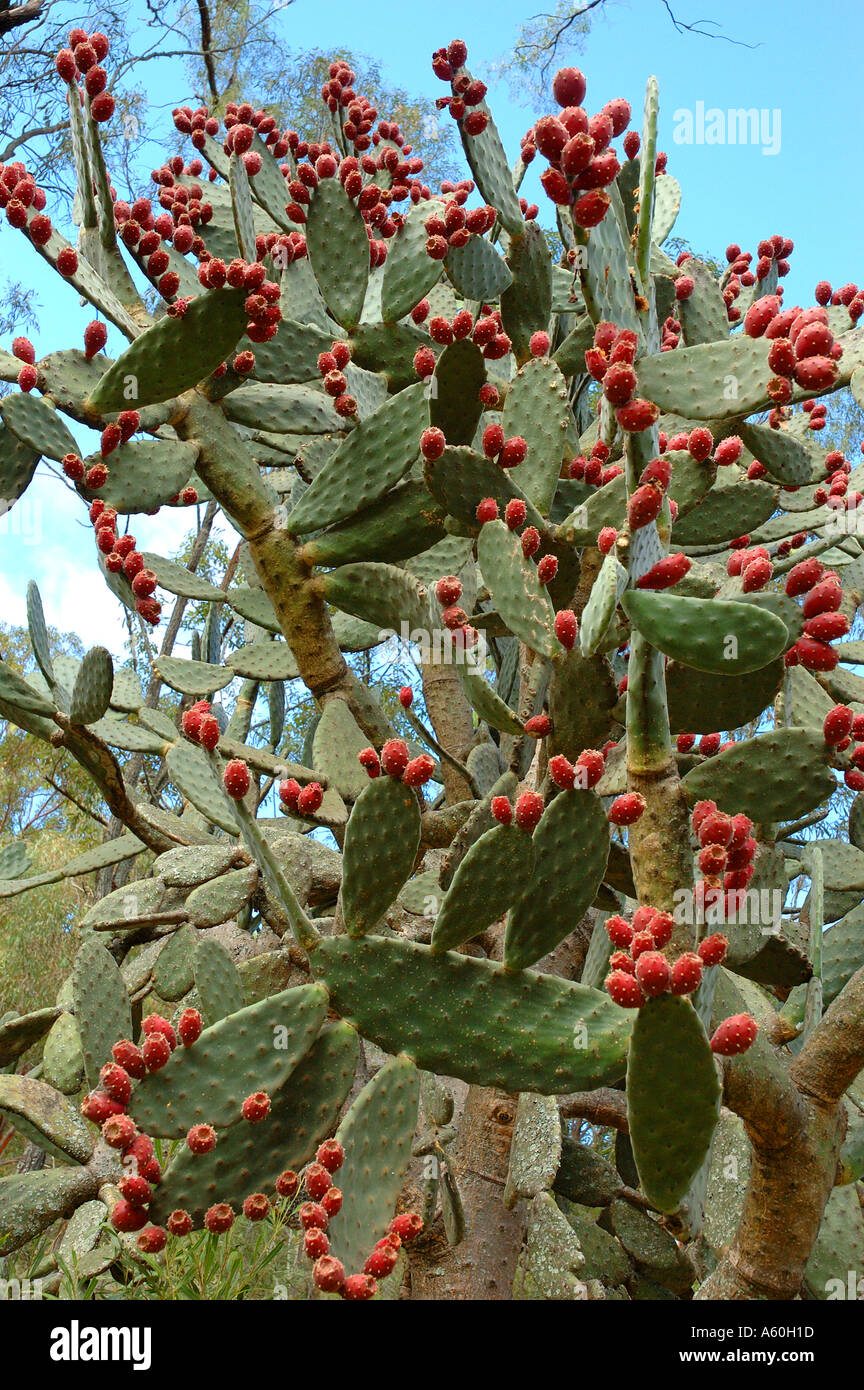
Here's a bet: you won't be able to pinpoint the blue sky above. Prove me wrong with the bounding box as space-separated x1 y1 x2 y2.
2 0 862 655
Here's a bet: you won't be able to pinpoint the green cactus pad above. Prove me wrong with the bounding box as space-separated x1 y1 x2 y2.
627 994 721 1213
665 657 783 734
225 585 280 632
0 1074 94 1164
677 259 729 346
671 479 777 547
0 391 78 461
224 381 341 434
0 842 32 880
130 984 328 1136
381 200 444 323
227 641 299 682
622 590 788 674
0 1006 60 1066
69 646 113 725
431 824 535 952
636 333 775 421
456 661 525 735
500 223 553 366
302 481 445 567
311 698 370 801
524 1190 587 1299
557 473 627 546
478 520 556 658
186 867 258 929
341 775 421 935
740 421 813 487
26 580 53 684
88 718 168 755
85 440 201 513
652 173 681 243
286 383 427 534
88 288 248 412
458 90 524 236
423 445 542 530
554 1133 622 1206
193 937 246 1024
151 925 197 1000
327 1055 420 1275
148 1021 358 1225
580 552 628 657
548 648 620 764
0 1167 100 1257
585 184 640 337
445 233 513 301
319 561 430 634
72 940 133 1090
0 422 40 518
165 741 240 835
601 1199 695 1293
429 338 486 447
504 790 611 970
350 322 430 391
804 1184 864 1299
682 727 835 822
305 176 369 330
502 357 571 515
506 1092 562 1201
248 317 332 384
314 935 632 1094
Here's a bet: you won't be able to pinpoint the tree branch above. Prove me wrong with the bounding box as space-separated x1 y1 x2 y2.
0 0 45 36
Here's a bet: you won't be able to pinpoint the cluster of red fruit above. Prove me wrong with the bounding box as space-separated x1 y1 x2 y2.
603 905 723 1006
523 65 634 231
691 801 758 907
430 38 489 138
710 236 795 327
569 438 623 488
357 737 436 787
0 156 78 278
822 703 864 792
10 335 41 393
413 305 513 374
743 292 861 400
279 776 325 817
54 28 116 123
423 195 496 261
296 1140 424 1299
181 698 221 751
547 744 644 824
783 557 849 673
87 497 162 626
316 339 358 419
627 454 675 532
585 322 659 438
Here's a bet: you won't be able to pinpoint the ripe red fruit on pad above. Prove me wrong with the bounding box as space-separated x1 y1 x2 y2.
186 1123 217 1154
222 758 250 799
112 1038 146 1077
554 609 578 649
627 483 663 529
177 1008 202 1046
420 426 446 460
313 1255 345 1293
605 914 634 948
607 792 646 825
102 1114 137 1150
635 951 671 997
636 553 690 590
99 1062 131 1105
118 1174 152 1207
476 497 499 524
605 970 644 1008
342 1273 378 1300
167 1210 193 1236
435 574 462 606
276 1170 299 1198
515 791 544 830
365 1242 399 1278
389 1211 424 1242
697 933 728 966
824 705 854 745
670 953 703 996
317 1138 345 1172
304 1227 329 1259
548 754 576 789
241 1091 271 1123
112 1199 148 1233
381 738 410 778
204 1204 235 1234
710 1013 758 1056
137 1226 167 1254
243 1193 270 1222
491 795 512 825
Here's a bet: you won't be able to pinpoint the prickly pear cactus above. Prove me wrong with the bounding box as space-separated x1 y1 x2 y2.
3 25 864 1304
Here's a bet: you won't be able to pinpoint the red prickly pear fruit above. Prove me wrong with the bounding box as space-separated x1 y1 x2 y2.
87 463 109 491
62 452 85 481
631 930 656 960
521 526 540 558
804 612 849 643
529 330 551 357
241 1091 271 1123
698 933 729 966
316 1138 344 1173
729 813 754 847
142 1014 177 1048
627 483 663 530
357 748 380 779
186 1124 217 1154
102 1114 137 1150
605 970 645 1008
743 294 780 337
435 575 463 606
137 1225 167 1254
380 738 410 778
403 754 436 786
631 905 657 933
276 1170 299 1198
297 781 324 814
243 1193 270 1222
597 527 617 555
476 497 499 524
111 1039 146 1078
675 275 694 300
710 1013 758 1056
365 1242 399 1278
197 713 220 750
584 348 608 381
795 636 839 672
304 1162 332 1200
649 912 674 949
491 795 513 826
572 189 610 228
634 951 671 997
299 1201 329 1231
499 436 527 469
420 426 446 460
388 1211 423 1243
17 363 38 392
118 1174 153 1207
177 1008 203 1046
785 558 824 596
321 1186 343 1218
699 733 721 756
767 338 796 376
670 953 703 996
56 247 79 276
699 811 734 846
847 769 864 790
398 686 413 708
636 553 691 590
687 427 714 462
823 704 854 746
534 115 569 161
279 776 301 809
524 714 552 738
125 1132 154 1171
605 914 634 949
676 733 696 753
515 791 544 830
553 67 587 107
616 398 659 432
548 754 576 789
83 320 108 359
482 422 505 457
609 951 635 973
794 356 838 391
112 1199 148 1233
141 1033 172 1072
537 554 558 584
607 792 646 826
714 436 743 466
504 498 527 530
699 844 727 875
99 1063 132 1105
313 1255 346 1293
304 1226 330 1259
204 1203 235 1234
222 758 250 799
554 609 578 649
623 130 640 159
742 557 772 592
342 1273 378 1300
802 576 842 619
692 801 721 836
603 363 637 405
167 1209 193 1236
